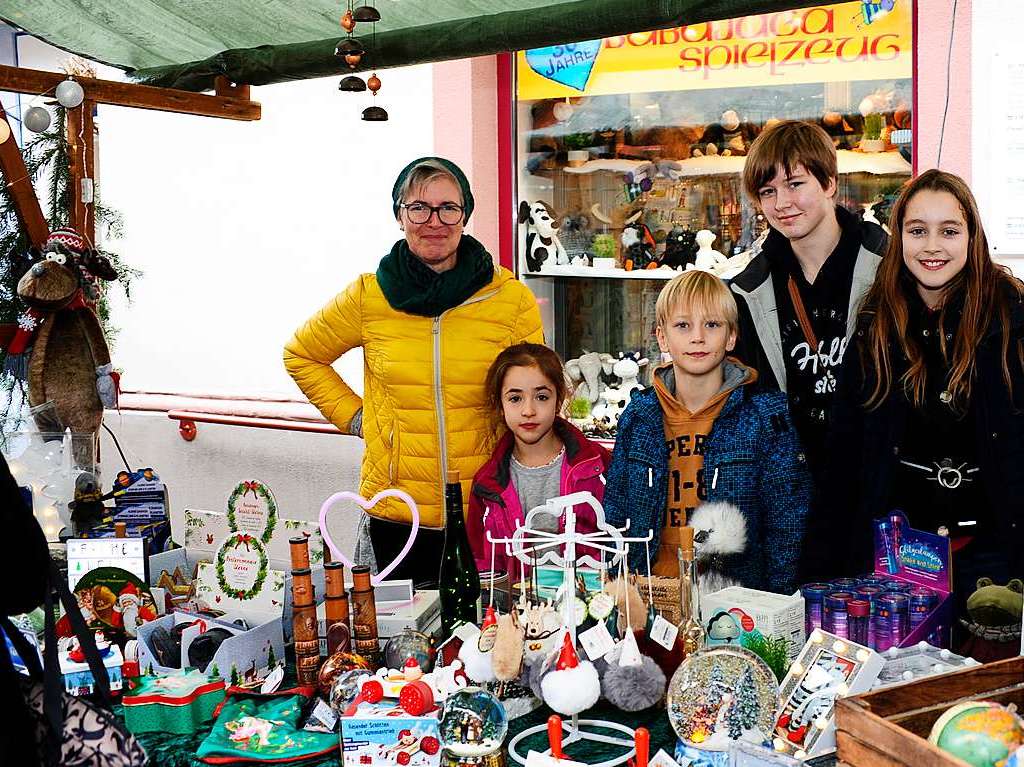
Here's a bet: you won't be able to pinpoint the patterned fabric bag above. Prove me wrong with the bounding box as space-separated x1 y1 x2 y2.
197 687 337 764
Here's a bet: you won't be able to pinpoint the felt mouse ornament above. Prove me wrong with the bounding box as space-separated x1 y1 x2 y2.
491 609 525 682
14 229 117 457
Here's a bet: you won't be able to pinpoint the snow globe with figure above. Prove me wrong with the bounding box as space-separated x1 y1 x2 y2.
439 687 508 763
667 646 779 765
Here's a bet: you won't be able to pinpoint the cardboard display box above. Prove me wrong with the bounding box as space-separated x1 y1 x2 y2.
136 611 284 682
341 702 441 767
59 642 124 696
701 586 805 660
836 656 1024 766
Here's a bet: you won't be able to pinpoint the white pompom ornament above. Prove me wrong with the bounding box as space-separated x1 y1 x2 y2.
457 611 498 684
541 632 600 716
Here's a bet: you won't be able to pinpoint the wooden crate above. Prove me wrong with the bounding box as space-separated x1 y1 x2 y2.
835 657 1024 766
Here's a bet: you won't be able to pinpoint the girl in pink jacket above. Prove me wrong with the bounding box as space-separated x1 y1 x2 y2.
467 344 611 581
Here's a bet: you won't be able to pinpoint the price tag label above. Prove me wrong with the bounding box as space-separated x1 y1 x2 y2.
649 614 678 651
651 749 686 767
526 752 587 767
453 621 481 643
578 622 616 661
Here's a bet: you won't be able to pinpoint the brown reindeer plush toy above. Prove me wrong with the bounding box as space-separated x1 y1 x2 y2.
14 229 117 452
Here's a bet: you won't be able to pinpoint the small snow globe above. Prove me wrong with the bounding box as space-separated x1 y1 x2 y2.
439 687 508 761
667 646 778 751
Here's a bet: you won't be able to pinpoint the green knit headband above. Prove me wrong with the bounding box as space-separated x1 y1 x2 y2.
392 156 474 223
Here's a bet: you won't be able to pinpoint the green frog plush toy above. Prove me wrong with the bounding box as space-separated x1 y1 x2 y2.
960 578 1023 663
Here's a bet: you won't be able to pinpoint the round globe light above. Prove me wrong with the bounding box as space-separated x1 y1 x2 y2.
56 79 85 108
24 106 52 133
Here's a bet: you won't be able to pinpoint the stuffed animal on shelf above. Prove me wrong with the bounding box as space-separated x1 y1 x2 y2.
559 213 595 267
519 200 568 272
621 212 657 270
593 352 648 428
692 110 759 157
959 578 1023 664
687 230 730 273
15 229 117 462
565 351 615 407
662 226 698 270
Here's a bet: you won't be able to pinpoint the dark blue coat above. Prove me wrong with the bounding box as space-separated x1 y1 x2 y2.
603 383 811 594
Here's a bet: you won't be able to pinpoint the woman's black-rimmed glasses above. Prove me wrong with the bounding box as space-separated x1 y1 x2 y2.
400 202 464 225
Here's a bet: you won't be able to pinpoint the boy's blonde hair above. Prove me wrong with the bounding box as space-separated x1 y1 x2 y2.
742 120 837 201
656 270 738 331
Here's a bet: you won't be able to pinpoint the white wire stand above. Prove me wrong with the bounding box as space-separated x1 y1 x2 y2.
487 491 653 767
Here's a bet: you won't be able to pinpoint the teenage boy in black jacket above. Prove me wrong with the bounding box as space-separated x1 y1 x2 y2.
729 121 885 579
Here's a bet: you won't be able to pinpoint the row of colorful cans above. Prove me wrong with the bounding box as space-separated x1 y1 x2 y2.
801 578 939 651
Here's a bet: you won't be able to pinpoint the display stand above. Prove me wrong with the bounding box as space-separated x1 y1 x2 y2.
487 491 652 767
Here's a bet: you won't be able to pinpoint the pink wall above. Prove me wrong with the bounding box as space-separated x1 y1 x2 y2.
914 0 972 180
432 56 500 256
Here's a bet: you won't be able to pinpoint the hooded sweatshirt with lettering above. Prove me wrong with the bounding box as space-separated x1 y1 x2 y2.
651 358 757 575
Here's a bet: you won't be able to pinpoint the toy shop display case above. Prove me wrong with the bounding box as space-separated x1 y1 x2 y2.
834 656 1024 767
513 1 915 383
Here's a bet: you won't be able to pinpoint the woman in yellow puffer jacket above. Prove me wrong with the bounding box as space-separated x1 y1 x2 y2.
284 157 543 586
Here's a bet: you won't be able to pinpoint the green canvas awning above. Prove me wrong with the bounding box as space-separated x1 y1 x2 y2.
1 0 819 93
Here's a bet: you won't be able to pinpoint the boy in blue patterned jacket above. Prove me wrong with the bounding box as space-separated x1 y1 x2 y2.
604 270 810 594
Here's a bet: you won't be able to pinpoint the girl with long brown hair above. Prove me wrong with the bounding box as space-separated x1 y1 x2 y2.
818 169 1024 645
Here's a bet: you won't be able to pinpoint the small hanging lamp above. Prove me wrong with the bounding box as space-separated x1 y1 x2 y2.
367 73 381 95
361 105 388 121
335 37 365 57
339 75 367 92
352 5 381 22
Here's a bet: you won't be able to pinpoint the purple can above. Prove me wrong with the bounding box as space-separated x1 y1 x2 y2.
801 582 832 636
909 586 938 630
858 574 889 587
824 591 855 639
874 593 910 651
831 578 861 591
855 585 884 648
882 579 912 593
848 599 870 646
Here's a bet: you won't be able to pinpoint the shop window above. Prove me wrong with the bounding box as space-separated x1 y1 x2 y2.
515 1 914 372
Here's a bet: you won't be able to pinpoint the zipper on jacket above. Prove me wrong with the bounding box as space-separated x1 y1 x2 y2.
432 288 501 525
432 316 449 514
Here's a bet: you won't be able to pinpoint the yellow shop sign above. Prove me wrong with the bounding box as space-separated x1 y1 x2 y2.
517 0 912 99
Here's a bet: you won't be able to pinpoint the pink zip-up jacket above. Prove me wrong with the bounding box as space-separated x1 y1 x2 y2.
467 418 611 582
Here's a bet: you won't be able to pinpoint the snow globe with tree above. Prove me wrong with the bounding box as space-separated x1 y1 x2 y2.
667 646 779 757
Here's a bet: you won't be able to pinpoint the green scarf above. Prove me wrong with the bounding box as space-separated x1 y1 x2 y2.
376 234 495 316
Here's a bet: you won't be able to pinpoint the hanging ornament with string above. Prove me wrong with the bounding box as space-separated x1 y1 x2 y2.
55 78 85 109
340 9 356 32
23 106 51 133
361 10 388 121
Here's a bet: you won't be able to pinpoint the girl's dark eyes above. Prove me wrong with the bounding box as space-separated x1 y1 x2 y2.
943 228 961 237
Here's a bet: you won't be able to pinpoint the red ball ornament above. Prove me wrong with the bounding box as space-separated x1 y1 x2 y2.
340 10 356 32
397 752 411 766
420 736 440 756
367 73 381 94
345 53 362 68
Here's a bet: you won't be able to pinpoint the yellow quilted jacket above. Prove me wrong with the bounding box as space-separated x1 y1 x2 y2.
283 265 543 529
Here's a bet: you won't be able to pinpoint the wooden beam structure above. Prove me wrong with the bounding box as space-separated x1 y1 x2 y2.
0 64 260 121
0 101 49 248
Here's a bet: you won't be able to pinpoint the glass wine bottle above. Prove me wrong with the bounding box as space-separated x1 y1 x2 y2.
439 470 481 637
677 526 704 656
